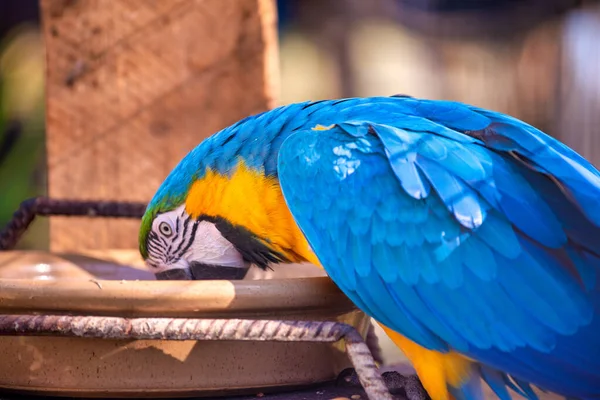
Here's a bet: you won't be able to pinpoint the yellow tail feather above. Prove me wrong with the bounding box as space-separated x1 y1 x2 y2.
380 324 475 400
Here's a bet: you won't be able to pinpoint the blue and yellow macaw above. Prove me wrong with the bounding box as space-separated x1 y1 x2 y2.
139 96 600 400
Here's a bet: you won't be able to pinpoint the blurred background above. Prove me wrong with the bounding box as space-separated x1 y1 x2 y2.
1 0 599 367
0 0 599 244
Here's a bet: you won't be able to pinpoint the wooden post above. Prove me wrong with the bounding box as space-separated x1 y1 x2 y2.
39 0 279 252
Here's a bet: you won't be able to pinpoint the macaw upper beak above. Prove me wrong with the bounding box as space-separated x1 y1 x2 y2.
154 261 251 281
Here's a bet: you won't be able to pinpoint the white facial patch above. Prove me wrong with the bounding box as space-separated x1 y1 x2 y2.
188 221 246 267
146 204 247 274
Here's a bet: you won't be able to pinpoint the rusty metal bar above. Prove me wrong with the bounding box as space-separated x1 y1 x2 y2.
0 315 392 400
366 321 384 365
0 197 147 250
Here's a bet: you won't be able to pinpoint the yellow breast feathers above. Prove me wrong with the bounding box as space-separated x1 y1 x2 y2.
185 161 320 266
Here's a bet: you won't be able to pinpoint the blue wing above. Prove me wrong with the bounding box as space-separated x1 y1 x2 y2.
277 98 600 400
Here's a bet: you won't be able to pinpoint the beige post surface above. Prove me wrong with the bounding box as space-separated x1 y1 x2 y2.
39 0 279 252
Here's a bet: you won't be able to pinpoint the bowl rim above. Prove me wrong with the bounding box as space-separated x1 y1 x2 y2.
0 277 356 317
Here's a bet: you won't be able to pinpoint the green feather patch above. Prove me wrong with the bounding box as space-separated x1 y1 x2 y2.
138 193 186 259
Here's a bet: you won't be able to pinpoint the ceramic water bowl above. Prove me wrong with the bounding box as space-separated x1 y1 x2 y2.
0 250 370 398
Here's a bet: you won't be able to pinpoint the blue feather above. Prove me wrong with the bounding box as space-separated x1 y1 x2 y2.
479 366 513 400
150 96 600 400
274 97 600 400
449 371 484 400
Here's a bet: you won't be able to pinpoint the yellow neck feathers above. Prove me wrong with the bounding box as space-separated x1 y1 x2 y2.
185 161 320 266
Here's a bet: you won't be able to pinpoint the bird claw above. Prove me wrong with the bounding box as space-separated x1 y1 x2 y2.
336 368 430 400
385 372 431 400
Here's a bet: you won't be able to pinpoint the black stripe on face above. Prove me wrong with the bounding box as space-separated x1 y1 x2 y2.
148 232 168 252
173 215 192 257
198 215 289 270
147 237 168 258
175 214 181 235
177 220 199 259
147 241 165 258
146 259 160 269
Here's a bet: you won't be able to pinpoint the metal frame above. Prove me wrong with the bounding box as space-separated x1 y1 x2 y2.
0 314 393 400
0 197 147 250
0 197 395 399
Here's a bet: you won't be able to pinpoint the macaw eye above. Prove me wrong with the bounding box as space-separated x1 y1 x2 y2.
158 221 173 237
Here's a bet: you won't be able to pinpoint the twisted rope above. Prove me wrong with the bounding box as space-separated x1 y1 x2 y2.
0 315 393 400
0 197 147 250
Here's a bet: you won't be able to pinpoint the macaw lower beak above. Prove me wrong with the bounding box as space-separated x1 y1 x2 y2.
154 261 251 281
188 262 250 280
155 268 192 280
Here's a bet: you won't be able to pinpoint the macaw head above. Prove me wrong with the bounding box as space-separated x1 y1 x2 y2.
139 202 252 280
138 116 319 281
